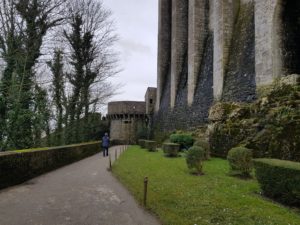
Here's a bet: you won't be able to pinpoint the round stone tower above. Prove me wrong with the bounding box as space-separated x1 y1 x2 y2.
107 101 147 144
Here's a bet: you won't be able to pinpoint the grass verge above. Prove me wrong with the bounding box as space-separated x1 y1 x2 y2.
112 145 300 225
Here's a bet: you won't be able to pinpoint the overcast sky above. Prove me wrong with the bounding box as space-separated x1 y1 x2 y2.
103 0 158 102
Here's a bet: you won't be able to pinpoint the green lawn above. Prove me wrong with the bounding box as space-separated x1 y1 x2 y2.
112 146 300 225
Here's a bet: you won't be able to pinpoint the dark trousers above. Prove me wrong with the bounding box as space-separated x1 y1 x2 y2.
103 147 109 157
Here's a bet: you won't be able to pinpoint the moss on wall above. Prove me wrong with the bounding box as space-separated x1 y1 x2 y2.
0 141 101 190
209 78 300 161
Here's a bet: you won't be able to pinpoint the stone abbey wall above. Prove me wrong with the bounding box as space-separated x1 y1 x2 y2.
154 0 300 132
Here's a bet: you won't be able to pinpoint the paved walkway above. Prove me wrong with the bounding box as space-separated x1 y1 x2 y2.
0 146 160 225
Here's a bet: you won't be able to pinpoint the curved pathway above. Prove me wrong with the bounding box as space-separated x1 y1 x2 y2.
0 146 160 225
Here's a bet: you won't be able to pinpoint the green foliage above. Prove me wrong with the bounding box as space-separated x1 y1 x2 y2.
162 143 180 157
144 140 157 152
138 139 146 148
209 80 300 161
136 127 148 141
186 146 206 175
113 146 300 225
170 133 194 150
227 147 253 177
0 141 101 189
47 49 65 146
46 113 109 147
32 85 51 147
254 158 300 206
193 139 210 160
153 129 171 145
0 1 117 151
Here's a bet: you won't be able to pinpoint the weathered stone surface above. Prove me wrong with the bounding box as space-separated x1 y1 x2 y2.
107 101 147 144
209 81 300 161
188 0 207 105
222 1 256 102
153 0 300 133
145 87 157 115
170 0 188 108
156 0 172 111
208 102 240 122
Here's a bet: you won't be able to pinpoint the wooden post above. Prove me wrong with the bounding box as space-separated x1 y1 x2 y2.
115 149 117 161
109 153 112 170
144 177 148 207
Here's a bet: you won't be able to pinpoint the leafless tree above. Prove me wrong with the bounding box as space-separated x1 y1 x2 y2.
63 0 120 143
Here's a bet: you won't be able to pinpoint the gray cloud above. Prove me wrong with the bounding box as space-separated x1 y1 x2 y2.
103 0 158 102
119 39 152 56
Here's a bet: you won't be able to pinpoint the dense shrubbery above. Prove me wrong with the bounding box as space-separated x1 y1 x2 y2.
227 147 253 177
0 142 101 189
138 139 146 148
193 139 210 160
254 158 300 206
209 78 300 161
136 127 148 141
163 143 180 157
186 146 206 175
170 133 194 150
144 140 157 152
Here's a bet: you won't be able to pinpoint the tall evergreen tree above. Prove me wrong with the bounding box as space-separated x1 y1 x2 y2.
0 0 68 150
47 49 66 145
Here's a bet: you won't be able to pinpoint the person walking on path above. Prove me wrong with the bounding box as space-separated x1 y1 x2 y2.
102 132 110 157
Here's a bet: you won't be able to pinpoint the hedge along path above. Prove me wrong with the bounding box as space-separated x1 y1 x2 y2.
0 141 101 190
0 146 160 225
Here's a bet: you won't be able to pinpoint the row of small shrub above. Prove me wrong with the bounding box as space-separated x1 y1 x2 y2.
170 133 194 150
138 139 157 152
0 141 101 190
150 128 300 207
185 139 211 175
227 147 253 177
162 143 180 157
226 146 300 206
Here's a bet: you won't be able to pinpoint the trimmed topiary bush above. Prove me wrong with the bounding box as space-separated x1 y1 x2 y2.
170 133 194 150
193 139 210 160
186 146 206 175
253 158 300 206
163 143 180 157
144 140 157 152
227 147 253 177
138 139 146 148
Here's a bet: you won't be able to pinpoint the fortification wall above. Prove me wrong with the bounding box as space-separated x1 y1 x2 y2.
153 0 213 132
154 0 299 132
108 101 145 115
107 101 146 144
110 117 146 144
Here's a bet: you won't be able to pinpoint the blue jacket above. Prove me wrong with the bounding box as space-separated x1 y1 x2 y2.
102 135 110 147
